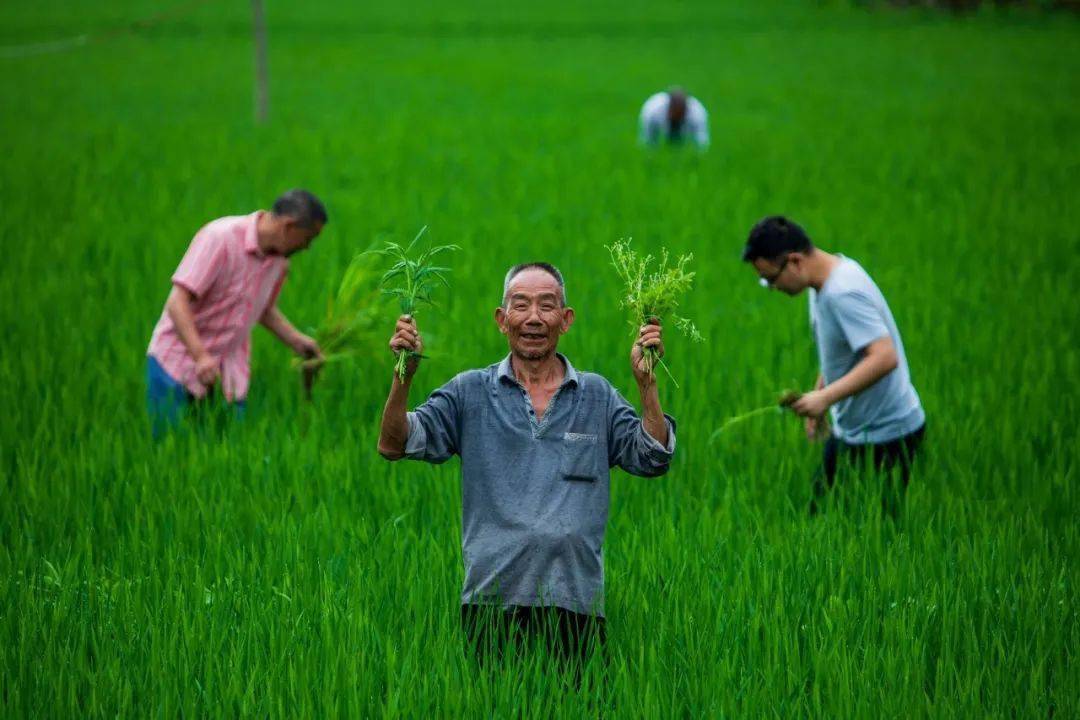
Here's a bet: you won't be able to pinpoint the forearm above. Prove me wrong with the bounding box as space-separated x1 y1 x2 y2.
822 352 896 406
378 376 413 460
260 305 302 351
636 378 669 447
815 373 825 391
166 287 209 360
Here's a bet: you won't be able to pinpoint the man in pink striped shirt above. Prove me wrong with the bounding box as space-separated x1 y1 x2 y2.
146 189 327 437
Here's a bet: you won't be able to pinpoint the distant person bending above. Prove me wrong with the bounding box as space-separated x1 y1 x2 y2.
742 216 927 515
377 263 676 665
638 87 709 148
145 189 327 438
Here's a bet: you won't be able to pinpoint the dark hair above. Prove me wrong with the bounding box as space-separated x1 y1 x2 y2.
742 215 813 262
502 262 567 306
271 189 328 228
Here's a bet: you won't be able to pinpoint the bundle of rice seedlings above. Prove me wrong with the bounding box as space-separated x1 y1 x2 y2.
371 226 459 382
292 248 391 397
607 239 703 387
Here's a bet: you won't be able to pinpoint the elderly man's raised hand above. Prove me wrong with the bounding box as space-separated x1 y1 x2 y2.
388 315 423 379
630 319 665 385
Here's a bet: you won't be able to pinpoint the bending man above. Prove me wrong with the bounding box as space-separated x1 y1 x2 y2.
146 189 326 437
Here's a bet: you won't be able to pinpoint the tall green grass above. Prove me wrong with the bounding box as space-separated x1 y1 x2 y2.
1 0 1077 716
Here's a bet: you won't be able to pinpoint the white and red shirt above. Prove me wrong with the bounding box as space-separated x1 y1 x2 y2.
148 211 288 401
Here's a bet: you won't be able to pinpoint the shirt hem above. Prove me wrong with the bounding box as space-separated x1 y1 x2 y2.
835 406 926 445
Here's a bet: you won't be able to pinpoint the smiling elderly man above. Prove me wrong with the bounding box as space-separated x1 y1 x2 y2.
377 262 676 663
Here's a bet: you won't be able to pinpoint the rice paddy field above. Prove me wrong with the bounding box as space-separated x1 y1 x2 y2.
2 0 1079 716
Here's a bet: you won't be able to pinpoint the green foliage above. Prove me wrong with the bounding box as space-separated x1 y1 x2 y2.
607 239 703 385
370 226 460 381
298 250 390 369
1 1 1079 717
710 391 802 439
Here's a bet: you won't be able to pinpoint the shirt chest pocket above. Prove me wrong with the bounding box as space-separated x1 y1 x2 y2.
560 432 600 482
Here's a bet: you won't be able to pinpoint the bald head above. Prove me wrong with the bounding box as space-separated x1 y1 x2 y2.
502 262 567 307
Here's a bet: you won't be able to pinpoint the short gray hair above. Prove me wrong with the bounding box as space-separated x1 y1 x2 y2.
502 262 567 306
271 189 328 228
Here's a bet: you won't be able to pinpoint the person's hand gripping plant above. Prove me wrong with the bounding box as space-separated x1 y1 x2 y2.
373 226 459 382
607 239 703 387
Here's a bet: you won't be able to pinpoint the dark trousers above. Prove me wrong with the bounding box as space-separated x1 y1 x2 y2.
461 604 606 668
812 424 926 515
146 357 245 439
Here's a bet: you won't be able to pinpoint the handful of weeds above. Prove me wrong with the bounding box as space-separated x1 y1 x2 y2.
371 226 459 382
607 239 703 386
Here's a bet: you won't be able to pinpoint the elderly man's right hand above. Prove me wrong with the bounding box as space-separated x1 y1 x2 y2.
389 315 423 378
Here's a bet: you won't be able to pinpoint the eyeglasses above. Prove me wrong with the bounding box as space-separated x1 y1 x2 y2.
758 254 790 288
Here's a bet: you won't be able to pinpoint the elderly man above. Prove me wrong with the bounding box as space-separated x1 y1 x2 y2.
638 87 709 148
378 262 676 663
146 189 327 437
743 216 926 515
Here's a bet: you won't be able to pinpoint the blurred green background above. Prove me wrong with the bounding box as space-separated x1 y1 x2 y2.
1 1 1077 716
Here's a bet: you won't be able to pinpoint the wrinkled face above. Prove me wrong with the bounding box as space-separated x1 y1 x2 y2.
752 253 808 296
279 219 323 257
495 268 575 361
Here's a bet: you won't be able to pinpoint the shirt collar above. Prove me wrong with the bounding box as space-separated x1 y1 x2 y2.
244 211 266 257
497 353 579 388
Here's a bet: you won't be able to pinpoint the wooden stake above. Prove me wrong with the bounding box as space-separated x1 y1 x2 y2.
251 0 269 123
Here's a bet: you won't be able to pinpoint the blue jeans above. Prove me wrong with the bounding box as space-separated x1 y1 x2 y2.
146 356 245 438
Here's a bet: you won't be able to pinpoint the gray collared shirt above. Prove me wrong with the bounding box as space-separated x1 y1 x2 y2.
405 354 676 616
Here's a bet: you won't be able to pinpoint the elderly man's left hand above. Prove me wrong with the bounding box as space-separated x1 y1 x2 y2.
631 319 664 385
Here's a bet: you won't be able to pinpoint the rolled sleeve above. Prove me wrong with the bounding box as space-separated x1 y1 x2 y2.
608 385 677 477
640 415 677 464
404 412 428 457
403 376 461 464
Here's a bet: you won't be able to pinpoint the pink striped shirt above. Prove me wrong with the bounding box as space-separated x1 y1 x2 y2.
148 211 288 401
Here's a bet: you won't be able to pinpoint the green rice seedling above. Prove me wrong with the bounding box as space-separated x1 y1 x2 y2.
709 391 801 441
371 226 459 382
607 239 703 386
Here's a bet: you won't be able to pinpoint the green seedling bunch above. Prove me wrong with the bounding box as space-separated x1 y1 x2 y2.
298 251 388 368
607 239 703 387
293 250 390 396
371 226 459 382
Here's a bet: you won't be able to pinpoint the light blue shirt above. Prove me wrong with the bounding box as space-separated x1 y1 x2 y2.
809 257 925 444
405 354 676 616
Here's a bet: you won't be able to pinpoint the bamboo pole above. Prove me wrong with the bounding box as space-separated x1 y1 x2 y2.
251 0 269 123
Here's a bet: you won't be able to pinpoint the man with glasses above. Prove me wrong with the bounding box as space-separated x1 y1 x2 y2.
742 216 926 514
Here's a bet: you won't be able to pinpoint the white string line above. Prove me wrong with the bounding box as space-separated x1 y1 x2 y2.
0 34 90 59
0 0 219 60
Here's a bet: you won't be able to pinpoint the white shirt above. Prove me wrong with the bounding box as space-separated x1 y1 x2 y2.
808 256 925 444
638 92 709 147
